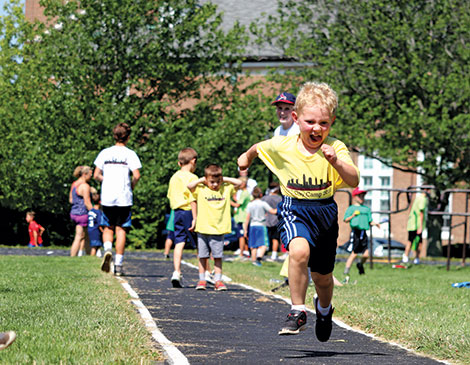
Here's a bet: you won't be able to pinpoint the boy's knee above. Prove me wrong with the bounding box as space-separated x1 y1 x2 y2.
289 238 310 254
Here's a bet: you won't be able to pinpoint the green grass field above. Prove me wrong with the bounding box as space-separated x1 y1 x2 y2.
0 254 162 364
187 254 470 365
2 249 469 364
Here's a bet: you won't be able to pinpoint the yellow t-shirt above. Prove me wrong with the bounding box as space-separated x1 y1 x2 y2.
257 135 359 199
193 183 235 235
167 170 198 210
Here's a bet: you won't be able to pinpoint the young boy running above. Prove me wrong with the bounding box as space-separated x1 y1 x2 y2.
167 147 198 287
238 81 359 342
188 164 241 291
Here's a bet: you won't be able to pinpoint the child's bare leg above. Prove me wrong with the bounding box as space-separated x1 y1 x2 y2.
239 236 246 256
198 257 208 276
90 247 97 256
213 257 222 276
164 238 173 256
344 252 358 272
360 249 369 264
311 271 334 308
251 247 257 262
173 242 185 273
272 238 279 254
70 225 85 256
102 227 114 246
257 245 267 259
288 238 310 305
115 226 126 255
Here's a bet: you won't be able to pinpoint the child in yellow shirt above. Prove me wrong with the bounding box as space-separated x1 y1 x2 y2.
167 147 198 288
188 164 241 291
238 81 359 341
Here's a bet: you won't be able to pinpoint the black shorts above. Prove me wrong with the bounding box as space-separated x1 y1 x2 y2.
102 206 132 228
408 230 422 250
267 226 280 243
349 228 369 254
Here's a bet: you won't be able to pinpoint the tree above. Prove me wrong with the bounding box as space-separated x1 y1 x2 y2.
0 0 272 246
252 0 470 254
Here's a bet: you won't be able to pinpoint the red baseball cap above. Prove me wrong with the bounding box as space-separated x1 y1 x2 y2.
352 187 367 196
271 92 296 105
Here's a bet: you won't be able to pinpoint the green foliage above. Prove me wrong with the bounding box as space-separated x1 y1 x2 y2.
0 0 274 246
253 0 470 194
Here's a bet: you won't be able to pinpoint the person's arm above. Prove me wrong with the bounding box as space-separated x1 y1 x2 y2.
417 211 424 234
38 225 45 237
94 167 103 182
321 144 359 187
187 177 205 192
131 169 140 190
223 177 242 188
69 184 74 204
32 230 38 247
238 143 259 171
189 200 197 232
371 221 381 229
344 209 360 223
81 184 93 211
243 212 251 238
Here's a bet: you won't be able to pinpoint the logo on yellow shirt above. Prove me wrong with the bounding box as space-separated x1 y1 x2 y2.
286 174 331 191
205 195 225 202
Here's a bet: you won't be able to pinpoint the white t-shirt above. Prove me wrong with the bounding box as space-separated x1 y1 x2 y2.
247 199 273 226
274 122 300 137
94 145 142 207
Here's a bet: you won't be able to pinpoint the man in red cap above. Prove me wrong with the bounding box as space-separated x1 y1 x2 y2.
342 187 380 280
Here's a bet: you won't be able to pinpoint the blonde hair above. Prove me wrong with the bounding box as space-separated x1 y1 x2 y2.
294 81 338 119
73 165 92 178
90 187 98 195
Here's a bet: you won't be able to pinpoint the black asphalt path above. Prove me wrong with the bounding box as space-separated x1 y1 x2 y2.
2 248 444 364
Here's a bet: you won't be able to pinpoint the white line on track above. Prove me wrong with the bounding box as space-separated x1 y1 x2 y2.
116 277 190 365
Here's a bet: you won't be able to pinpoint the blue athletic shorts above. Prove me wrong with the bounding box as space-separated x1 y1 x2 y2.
90 240 103 248
248 225 269 249
277 196 338 275
174 209 196 247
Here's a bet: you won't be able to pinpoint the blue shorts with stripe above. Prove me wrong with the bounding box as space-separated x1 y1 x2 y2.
248 225 269 249
277 196 338 275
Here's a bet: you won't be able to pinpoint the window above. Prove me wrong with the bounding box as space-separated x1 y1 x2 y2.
380 176 391 187
363 176 373 187
380 199 390 211
364 157 374 169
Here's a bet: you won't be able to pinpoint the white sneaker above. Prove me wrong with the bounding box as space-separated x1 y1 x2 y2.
96 249 102 258
234 249 241 256
243 250 250 257
205 271 215 285
402 254 409 263
171 271 184 288
413 258 420 265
